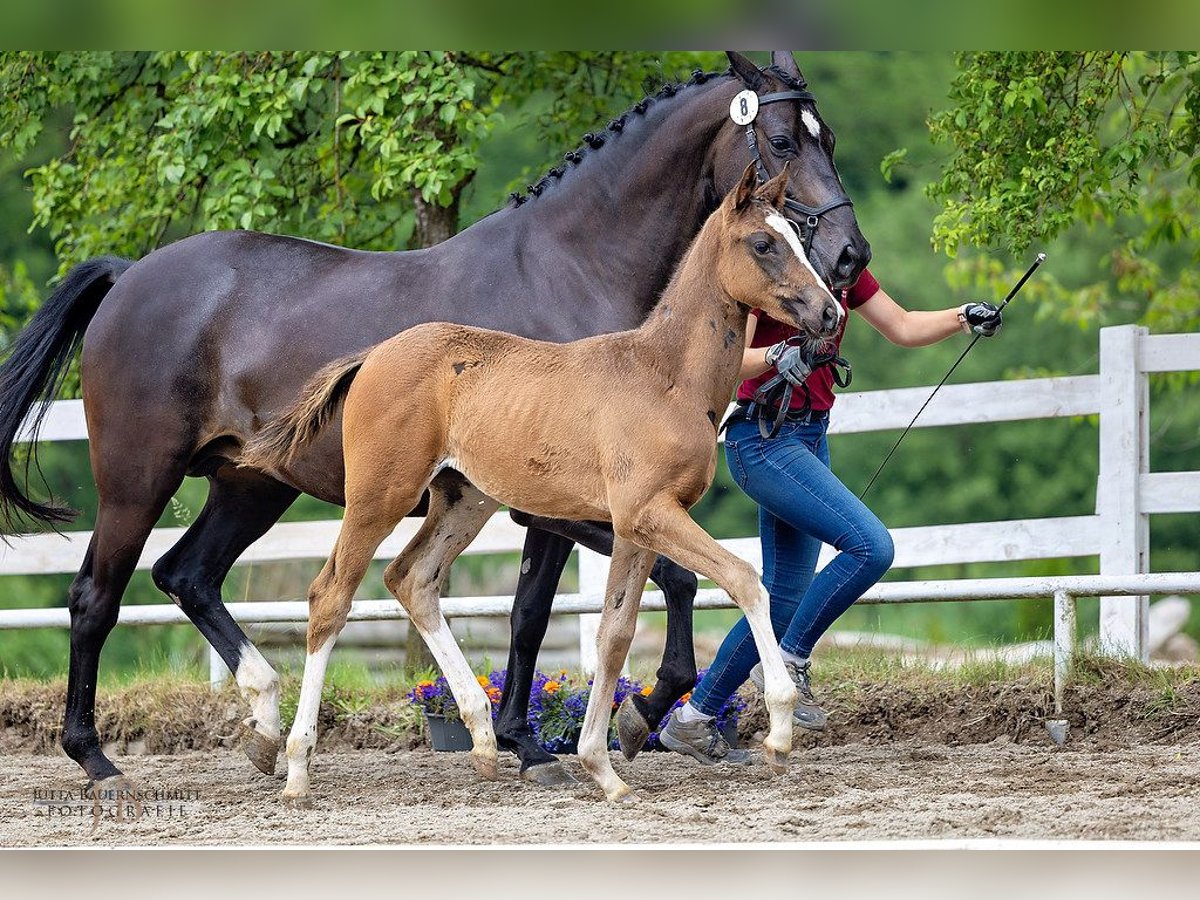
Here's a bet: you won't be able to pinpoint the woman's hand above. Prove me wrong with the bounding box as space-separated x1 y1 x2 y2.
958 301 1003 337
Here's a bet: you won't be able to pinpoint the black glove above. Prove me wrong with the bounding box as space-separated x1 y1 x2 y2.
958 301 1003 337
764 339 813 386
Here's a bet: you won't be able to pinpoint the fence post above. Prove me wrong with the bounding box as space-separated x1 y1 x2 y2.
577 547 606 675
209 644 230 689
1097 325 1150 661
1053 589 1076 714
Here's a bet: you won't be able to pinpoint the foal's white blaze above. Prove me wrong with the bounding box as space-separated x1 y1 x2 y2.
283 636 336 799
801 109 822 139
236 641 281 739
764 212 843 328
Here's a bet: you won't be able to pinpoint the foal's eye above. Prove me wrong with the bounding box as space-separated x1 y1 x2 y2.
753 241 771 255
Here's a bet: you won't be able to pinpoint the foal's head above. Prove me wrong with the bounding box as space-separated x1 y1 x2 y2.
716 163 842 339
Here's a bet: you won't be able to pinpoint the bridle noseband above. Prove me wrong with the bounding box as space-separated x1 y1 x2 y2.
740 89 854 265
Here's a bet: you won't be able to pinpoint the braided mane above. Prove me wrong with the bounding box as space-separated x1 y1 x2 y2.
506 67 732 208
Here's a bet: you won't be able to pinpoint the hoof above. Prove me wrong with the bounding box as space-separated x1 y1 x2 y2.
521 761 580 788
763 746 790 774
280 790 313 809
86 775 145 824
240 723 280 776
470 752 500 781
616 696 652 761
609 786 639 804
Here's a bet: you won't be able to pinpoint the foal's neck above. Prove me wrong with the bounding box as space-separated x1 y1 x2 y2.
636 221 749 411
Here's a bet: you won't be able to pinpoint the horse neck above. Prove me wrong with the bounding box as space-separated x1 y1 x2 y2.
511 78 737 311
635 218 749 408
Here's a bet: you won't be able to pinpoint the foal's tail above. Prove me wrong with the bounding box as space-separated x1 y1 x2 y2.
0 256 134 532
240 351 368 473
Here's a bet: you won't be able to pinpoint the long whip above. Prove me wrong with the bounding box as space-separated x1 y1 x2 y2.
858 252 1046 500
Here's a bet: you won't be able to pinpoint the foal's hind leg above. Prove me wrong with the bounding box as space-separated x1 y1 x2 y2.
384 472 502 780
617 499 798 773
151 465 298 775
576 536 656 802
282 499 404 805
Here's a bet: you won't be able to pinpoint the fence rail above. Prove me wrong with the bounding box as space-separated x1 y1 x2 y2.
3 325 1198 703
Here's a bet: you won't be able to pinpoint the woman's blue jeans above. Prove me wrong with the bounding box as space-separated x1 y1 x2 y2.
689 415 894 717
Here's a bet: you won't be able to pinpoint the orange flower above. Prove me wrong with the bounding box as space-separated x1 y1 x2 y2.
543 680 560 694
476 675 490 688
486 687 502 703
681 691 692 702
640 684 654 696
417 680 435 688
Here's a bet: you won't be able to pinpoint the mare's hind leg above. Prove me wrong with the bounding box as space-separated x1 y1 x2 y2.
384 471 502 780
281 496 406 805
151 465 298 775
575 536 656 802
506 512 699 762
63 467 184 782
618 499 798 773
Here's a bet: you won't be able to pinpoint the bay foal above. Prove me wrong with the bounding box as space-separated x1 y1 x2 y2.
243 164 842 803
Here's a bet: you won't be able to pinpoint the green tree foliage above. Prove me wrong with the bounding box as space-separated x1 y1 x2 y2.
926 51 1200 332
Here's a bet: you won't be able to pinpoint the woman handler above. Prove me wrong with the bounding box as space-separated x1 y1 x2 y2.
659 270 1003 764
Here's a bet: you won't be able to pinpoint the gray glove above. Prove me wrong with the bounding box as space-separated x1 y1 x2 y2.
764 340 813 386
958 301 1003 337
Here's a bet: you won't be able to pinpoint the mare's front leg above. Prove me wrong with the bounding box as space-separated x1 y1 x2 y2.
576 537 656 802
508 511 700 761
495 521 579 786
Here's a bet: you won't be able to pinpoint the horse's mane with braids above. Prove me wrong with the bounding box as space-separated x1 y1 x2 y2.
506 67 734 209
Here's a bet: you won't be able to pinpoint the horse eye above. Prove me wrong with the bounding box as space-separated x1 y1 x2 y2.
753 241 771 255
768 136 793 153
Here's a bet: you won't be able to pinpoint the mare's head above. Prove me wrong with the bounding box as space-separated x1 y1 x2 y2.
714 163 842 340
708 51 871 290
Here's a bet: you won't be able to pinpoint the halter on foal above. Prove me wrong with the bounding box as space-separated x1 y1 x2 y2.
242 163 842 804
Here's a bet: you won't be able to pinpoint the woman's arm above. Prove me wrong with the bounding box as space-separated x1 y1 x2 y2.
739 315 775 380
854 286 964 348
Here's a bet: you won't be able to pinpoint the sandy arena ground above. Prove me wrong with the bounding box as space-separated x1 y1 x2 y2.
3 739 1198 846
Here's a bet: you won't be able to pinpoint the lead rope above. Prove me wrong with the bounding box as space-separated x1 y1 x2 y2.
857 253 1047 500
719 342 852 439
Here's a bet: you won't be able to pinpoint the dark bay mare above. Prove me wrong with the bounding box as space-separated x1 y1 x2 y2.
0 51 869 787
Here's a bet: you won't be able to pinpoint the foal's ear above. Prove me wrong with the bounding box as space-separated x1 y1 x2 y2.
770 50 806 86
726 51 764 90
733 162 759 212
758 163 790 210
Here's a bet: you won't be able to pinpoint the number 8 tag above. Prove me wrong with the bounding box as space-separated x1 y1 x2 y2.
729 89 759 125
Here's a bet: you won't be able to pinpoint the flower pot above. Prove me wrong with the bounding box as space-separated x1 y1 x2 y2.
424 712 473 752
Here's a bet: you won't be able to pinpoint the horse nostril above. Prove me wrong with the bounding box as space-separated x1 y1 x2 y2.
822 303 839 332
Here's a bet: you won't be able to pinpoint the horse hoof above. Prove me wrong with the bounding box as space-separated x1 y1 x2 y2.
240 723 280 776
763 746 790 774
609 785 639 804
521 761 580 788
616 696 651 761
280 790 313 809
470 752 500 781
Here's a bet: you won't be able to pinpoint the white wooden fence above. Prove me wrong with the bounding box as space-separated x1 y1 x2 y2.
2 324 1199 707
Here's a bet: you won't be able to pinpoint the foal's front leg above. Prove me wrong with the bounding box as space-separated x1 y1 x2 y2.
622 500 798 773
508 511 700 759
576 537 656 802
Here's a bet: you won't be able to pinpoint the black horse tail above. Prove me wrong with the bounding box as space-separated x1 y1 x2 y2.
240 351 368 476
0 256 134 532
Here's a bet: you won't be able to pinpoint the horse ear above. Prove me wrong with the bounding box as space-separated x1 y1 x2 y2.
758 163 790 210
726 51 764 90
770 51 806 85
733 162 759 211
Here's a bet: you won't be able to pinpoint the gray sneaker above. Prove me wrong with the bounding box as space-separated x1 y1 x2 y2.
749 659 827 731
658 709 753 766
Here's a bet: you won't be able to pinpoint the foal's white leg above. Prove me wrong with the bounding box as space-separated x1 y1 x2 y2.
626 502 797 772
577 538 656 802
281 635 337 805
384 474 503 779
